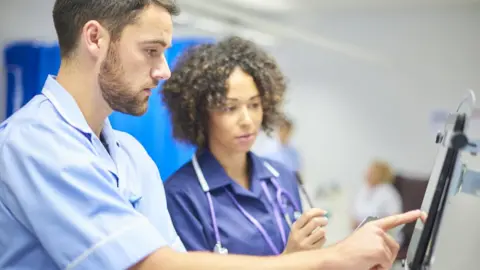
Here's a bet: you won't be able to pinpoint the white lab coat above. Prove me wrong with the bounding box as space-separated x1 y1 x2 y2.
352 183 403 243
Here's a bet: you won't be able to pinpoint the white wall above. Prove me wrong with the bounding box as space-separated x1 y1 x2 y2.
1 1 479 194
267 6 480 193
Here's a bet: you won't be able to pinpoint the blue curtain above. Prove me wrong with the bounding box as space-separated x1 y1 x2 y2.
4 42 60 117
4 37 214 180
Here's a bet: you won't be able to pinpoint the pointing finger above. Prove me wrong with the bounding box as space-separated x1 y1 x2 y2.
373 210 422 231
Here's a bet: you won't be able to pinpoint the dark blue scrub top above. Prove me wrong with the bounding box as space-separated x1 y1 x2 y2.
164 150 303 256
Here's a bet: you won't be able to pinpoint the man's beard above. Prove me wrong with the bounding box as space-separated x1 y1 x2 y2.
98 42 149 116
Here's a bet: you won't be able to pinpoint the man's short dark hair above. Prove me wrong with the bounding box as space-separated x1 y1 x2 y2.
52 0 180 58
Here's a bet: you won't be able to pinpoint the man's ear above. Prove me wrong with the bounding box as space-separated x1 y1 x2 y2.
81 20 110 59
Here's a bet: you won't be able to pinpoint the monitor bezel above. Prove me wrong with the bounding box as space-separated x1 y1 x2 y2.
407 113 466 269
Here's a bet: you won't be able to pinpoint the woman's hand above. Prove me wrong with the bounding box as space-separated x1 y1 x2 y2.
282 208 328 254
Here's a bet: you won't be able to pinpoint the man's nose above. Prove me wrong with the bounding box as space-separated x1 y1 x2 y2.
151 56 171 81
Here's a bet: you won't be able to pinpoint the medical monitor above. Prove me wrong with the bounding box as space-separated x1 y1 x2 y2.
405 91 476 270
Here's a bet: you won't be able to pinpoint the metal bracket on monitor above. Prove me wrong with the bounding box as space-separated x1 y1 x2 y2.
435 128 478 154
460 139 480 156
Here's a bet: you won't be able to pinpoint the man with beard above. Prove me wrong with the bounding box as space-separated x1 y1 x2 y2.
0 0 425 269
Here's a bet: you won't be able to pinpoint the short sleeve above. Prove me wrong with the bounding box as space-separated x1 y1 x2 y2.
165 189 211 251
0 122 165 270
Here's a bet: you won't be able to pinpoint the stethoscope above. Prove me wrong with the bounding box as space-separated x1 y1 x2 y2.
192 154 303 255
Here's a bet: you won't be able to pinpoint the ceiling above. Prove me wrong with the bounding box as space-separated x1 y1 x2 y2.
174 0 480 65
296 0 480 12
176 0 480 38
181 0 480 15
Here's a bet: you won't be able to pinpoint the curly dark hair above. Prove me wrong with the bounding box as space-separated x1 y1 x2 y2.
162 36 287 148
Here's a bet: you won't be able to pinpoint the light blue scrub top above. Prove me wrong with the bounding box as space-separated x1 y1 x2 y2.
165 150 303 255
0 76 185 270
264 144 301 174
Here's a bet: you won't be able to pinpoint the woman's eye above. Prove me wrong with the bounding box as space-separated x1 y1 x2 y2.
218 105 236 112
249 103 261 109
224 106 236 112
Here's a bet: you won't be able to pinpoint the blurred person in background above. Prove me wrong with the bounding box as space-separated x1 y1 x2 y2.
262 117 316 207
268 117 302 178
351 160 403 242
162 36 328 256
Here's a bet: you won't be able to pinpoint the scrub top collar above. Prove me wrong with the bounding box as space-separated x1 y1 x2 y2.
41 75 133 200
195 149 277 197
42 75 120 149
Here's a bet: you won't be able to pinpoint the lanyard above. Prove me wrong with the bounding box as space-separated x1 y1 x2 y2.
225 188 284 255
260 181 288 245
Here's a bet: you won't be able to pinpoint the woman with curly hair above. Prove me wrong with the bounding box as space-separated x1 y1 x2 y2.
162 36 328 256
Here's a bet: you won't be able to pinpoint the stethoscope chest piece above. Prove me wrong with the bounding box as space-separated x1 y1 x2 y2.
214 243 229 255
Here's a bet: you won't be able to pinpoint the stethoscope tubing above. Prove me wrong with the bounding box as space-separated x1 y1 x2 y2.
192 154 305 254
